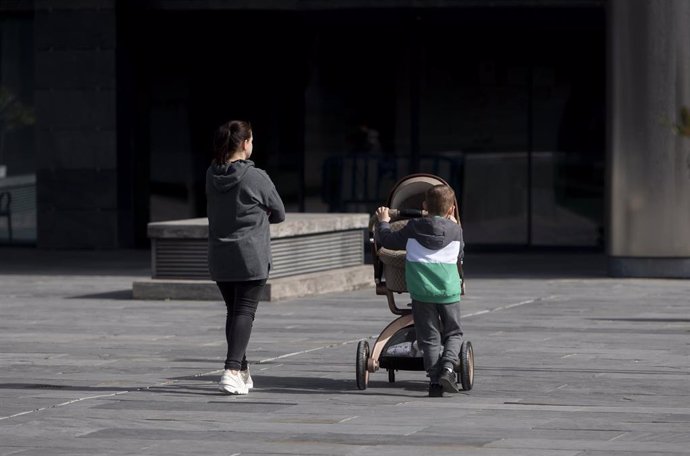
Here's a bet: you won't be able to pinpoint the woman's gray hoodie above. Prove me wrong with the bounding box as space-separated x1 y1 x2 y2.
206 160 285 281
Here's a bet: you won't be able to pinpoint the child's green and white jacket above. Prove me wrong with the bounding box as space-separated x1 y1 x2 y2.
376 216 464 304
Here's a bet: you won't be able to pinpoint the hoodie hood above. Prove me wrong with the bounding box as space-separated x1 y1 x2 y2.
210 160 254 192
413 217 458 250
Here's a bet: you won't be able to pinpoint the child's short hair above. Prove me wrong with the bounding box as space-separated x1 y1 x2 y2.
425 184 455 216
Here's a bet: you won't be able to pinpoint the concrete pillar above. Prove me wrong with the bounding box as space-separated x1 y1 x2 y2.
34 1 118 248
608 0 690 277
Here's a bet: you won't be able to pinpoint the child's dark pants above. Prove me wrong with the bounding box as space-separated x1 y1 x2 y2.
411 300 463 383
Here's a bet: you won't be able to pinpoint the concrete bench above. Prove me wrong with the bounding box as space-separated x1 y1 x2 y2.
132 213 374 301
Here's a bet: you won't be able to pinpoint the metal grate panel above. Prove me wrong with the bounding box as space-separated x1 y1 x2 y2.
153 239 209 279
153 230 364 280
271 231 363 278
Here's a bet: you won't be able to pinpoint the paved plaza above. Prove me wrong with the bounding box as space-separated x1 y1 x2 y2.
1 248 689 455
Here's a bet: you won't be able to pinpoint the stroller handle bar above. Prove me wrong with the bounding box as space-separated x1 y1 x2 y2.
368 208 429 232
388 208 428 218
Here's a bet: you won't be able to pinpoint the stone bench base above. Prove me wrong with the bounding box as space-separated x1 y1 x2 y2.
133 265 373 301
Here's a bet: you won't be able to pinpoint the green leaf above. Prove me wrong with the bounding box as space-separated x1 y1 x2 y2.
681 106 690 127
0 85 35 134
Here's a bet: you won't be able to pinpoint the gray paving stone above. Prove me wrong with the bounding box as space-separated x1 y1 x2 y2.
1 250 689 455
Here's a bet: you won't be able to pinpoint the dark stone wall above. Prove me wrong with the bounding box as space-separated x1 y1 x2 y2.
34 2 119 248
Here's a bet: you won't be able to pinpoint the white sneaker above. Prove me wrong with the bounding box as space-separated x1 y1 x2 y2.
219 370 248 395
241 369 253 389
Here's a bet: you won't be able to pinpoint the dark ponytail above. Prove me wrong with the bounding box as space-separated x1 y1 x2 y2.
213 120 252 164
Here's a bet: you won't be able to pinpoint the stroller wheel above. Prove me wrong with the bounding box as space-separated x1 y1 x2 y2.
388 369 395 383
356 340 370 390
459 340 474 391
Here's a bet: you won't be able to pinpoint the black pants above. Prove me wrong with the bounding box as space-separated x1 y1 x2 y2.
411 300 463 383
216 279 267 371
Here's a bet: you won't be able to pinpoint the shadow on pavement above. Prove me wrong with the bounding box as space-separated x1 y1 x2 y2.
166 373 435 397
464 251 607 279
0 383 133 392
67 290 134 300
0 247 150 277
0 247 608 280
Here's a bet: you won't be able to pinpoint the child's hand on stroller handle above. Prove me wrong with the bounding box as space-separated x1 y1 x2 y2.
376 206 391 222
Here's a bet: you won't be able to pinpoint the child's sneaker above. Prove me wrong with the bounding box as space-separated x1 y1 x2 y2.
439 367 460 393
428 383 444 397
219 369 248 395
240 369 253 389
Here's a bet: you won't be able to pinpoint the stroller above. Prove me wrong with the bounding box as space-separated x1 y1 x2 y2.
356 173 475 391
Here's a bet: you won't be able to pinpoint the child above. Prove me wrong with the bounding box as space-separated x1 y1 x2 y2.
375 184 464 397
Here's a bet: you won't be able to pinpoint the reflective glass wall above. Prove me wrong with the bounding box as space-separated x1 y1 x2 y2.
306 8 606 247
123 6 605 249
0 12 36 245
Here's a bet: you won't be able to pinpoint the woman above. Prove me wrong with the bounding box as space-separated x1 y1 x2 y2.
206 120 285 395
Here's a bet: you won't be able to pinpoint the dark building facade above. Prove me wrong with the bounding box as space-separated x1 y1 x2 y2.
1 0 688 277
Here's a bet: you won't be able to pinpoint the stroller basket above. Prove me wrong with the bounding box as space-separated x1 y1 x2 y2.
377 219 409 292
